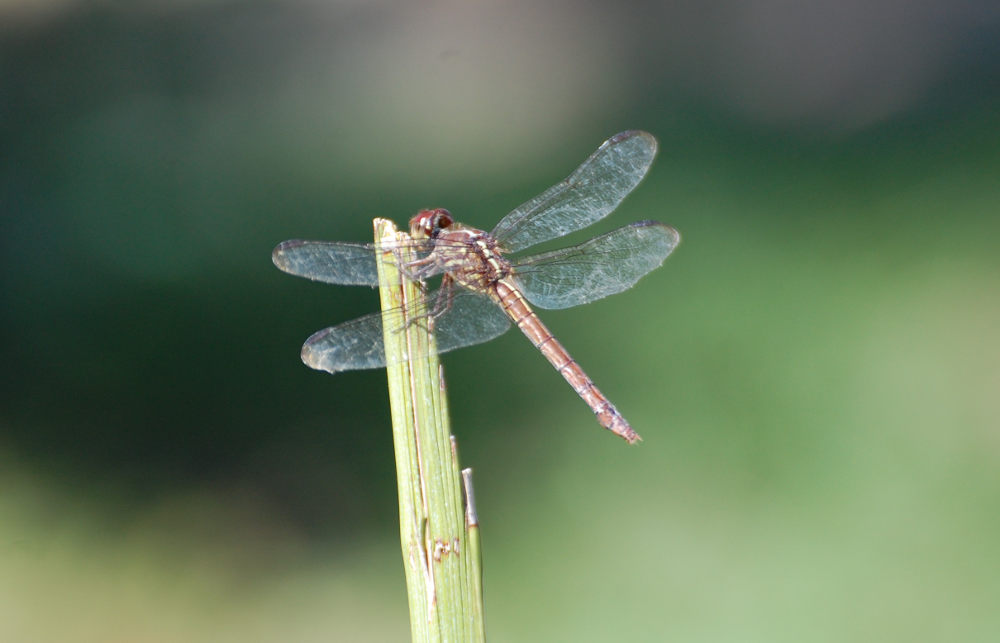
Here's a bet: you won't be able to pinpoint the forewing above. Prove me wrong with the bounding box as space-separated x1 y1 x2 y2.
272 240 380 286
273 238 463 286
513 221 680 309
301 290 512 374
490 130 658 253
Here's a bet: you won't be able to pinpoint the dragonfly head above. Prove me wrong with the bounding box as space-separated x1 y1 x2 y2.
409 208 453 239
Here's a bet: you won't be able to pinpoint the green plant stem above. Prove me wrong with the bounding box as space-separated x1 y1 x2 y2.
374 218 485 643
462 467 485 641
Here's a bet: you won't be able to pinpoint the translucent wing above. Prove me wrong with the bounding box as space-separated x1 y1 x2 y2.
272 238 475 286
490 130 658 253
512 221 680 310
272 239 381 286
301 290 512 374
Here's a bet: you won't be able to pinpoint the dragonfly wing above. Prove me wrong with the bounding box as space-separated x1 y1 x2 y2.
301 290 512 373
490 131 658 253
273 240 380 286
513 221 680 309
273 238 445 286
301 309 390 373
432 289 513 354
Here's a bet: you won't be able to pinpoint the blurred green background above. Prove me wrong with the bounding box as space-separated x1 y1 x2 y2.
3 1 999 641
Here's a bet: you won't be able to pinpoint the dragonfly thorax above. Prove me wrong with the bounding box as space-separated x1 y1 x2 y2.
408 208 512 293
434 225 512 293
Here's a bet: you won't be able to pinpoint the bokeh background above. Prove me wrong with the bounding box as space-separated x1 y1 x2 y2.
3 1 999 640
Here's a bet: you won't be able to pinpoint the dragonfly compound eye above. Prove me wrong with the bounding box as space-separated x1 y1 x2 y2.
410 208 453 238
431 208 453 233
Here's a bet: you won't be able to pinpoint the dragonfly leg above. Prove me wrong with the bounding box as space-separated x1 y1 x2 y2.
429 274 456 320
390 274 456 339
380 246 436 293
400 254 439 285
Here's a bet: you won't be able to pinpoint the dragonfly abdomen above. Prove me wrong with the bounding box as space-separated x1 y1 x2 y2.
493 280 641 444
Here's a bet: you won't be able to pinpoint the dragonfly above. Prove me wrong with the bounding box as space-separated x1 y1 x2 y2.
272 130 680 443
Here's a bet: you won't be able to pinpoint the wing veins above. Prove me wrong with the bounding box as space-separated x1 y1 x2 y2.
490 130 658 253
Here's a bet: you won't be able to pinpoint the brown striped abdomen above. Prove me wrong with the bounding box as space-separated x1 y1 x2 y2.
492 279 641 444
